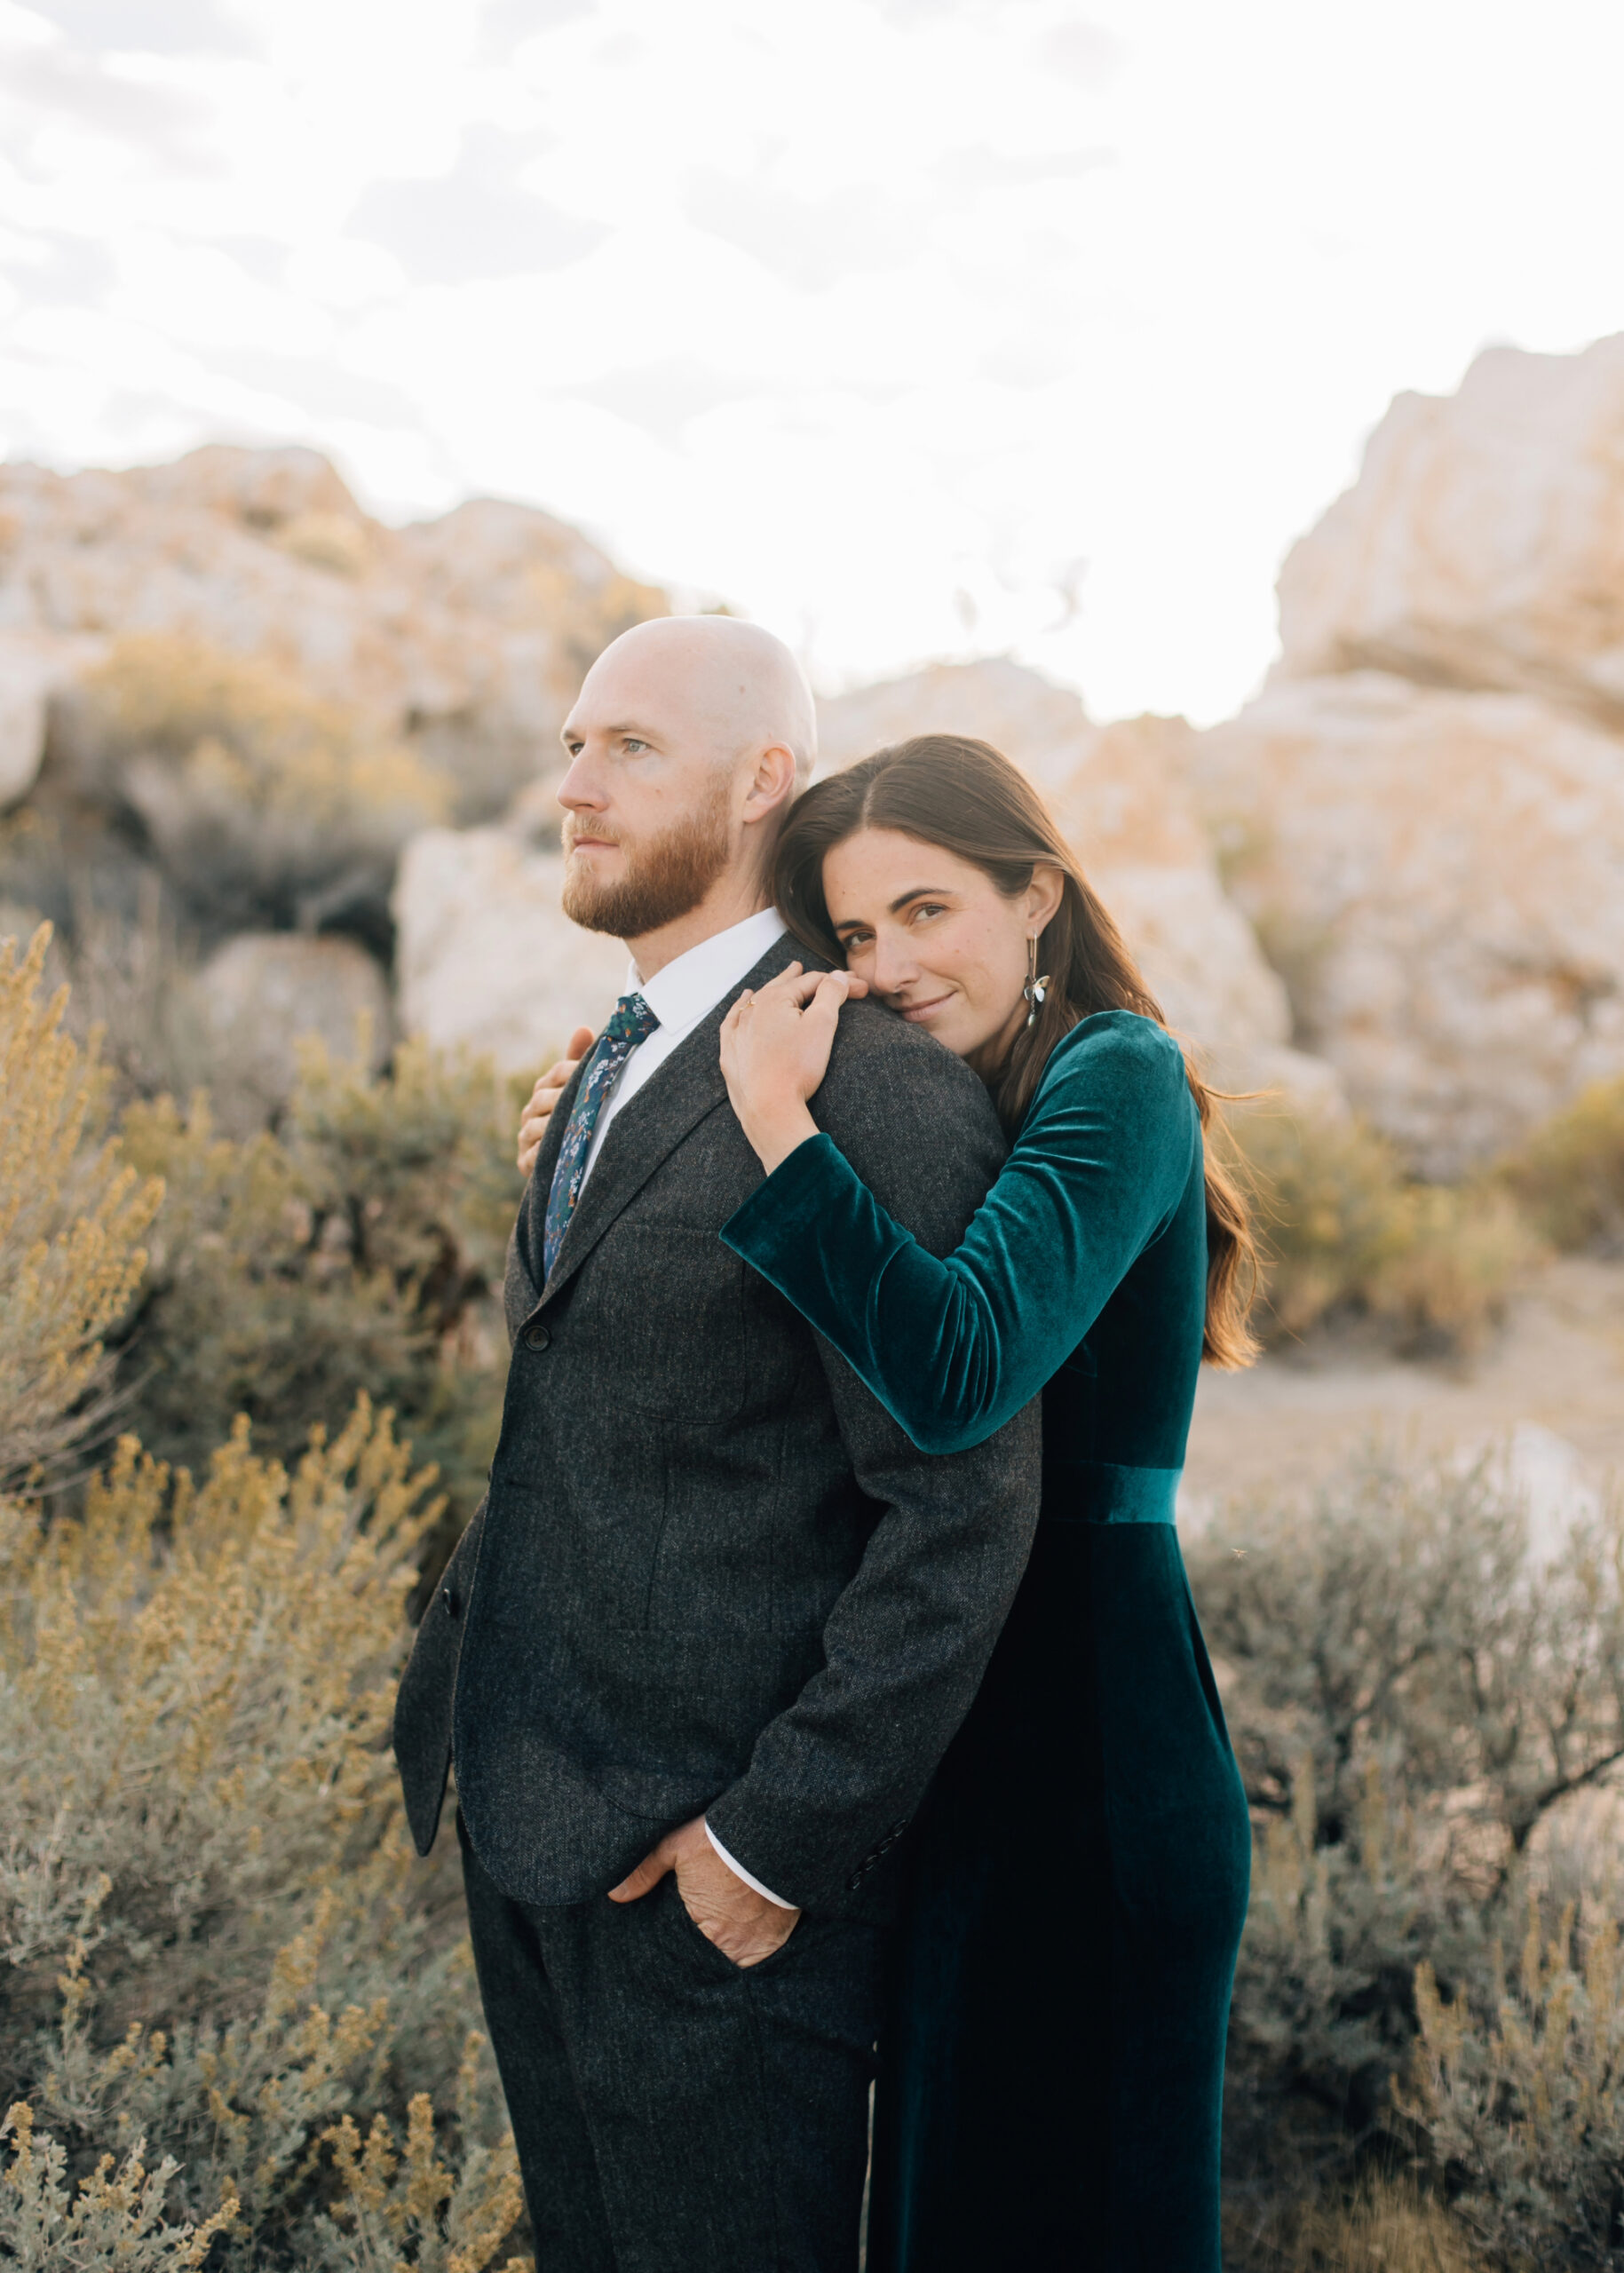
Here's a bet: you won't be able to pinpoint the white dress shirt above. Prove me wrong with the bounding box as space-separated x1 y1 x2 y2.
573 903 788 1201
560 902 798 1910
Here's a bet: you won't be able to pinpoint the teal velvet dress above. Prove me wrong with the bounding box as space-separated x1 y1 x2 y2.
721 1010 1251 2272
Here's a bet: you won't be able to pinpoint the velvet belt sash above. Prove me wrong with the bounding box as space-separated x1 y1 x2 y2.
1040 1459 1181 1525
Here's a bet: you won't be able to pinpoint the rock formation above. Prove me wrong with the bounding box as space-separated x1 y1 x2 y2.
1274 332 1624 726
0 444 666 1082
1192 332 1624 1172
0 445 666 827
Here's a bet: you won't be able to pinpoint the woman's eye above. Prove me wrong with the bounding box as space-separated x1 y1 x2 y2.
910 903 947 923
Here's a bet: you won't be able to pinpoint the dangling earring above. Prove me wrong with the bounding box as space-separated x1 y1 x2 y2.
1023 935 1051 1029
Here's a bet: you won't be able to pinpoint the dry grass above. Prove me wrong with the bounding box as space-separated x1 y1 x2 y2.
1234 2172 1486 2273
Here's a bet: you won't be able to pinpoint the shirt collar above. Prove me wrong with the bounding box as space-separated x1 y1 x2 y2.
630 906 788 1041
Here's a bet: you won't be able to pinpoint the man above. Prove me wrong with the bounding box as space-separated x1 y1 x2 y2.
393 615 1042 2272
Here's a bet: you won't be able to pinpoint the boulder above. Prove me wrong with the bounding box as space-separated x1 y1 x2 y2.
392 820 628 1076
187 932 392 1129
1192 671 1624 1173
0 635 101 808
1275 332 1624 726
816 662 1339 1102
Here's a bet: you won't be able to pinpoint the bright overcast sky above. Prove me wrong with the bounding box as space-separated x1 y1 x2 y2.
3 0 1623 724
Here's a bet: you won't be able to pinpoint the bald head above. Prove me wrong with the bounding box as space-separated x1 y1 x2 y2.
556 616 815 970
576 615 817 781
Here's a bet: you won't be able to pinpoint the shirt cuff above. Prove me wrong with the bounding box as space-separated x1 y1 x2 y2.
704 1820 797 1909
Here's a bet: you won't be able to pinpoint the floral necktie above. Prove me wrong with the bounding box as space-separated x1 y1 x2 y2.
542 991 661 1279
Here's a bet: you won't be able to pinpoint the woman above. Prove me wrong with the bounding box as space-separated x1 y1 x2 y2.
519 734 1256 2271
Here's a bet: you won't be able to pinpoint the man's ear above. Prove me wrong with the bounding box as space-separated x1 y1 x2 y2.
741 742 800 827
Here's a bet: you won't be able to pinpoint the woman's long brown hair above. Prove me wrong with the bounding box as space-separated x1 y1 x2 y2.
773 733 1259 1368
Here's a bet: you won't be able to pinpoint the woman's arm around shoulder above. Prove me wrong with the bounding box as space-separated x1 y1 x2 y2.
722 1010 1198 1453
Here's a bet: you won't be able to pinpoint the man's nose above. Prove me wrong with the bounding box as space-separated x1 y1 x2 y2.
558 749 607 815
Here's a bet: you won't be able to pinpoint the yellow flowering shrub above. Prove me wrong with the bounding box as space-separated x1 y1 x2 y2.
67 633 448 930
1223 1104 1538 1352
1500 1073 1624 1254
0 926 162 1491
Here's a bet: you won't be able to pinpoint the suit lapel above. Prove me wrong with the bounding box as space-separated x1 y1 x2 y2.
535 931 812 1309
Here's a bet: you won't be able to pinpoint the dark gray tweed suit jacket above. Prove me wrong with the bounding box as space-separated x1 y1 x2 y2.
392 931 1042 1912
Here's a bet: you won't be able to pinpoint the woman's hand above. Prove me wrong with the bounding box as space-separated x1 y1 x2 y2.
517 1025 596 1177
719 962 865 1175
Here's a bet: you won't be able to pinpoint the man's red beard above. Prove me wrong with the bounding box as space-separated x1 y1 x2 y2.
561 780 734 939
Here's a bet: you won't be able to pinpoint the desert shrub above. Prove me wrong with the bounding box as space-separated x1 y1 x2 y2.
114 1037 522 1526
65 634 447 933
0 926 162 1492
1193 1452 1624 2263
1224 1106 1536 1352
1405 1898 1624 2269
0 929 526 2270
1500 1074 1624 1254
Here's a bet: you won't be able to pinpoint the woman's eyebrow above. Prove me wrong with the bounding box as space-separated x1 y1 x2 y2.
834 887 954 931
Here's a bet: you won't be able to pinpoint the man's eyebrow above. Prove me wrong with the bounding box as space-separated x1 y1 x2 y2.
559 721 660 742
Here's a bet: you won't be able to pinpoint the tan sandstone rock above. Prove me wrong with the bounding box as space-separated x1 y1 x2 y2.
1192 671 1624 1173
0 633 101 809
1275 331 1624 726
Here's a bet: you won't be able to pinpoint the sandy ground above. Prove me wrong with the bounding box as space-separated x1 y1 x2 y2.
1181 1255 1624 1517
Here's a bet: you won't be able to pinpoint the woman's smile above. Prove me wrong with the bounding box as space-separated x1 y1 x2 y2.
895 989 955 1023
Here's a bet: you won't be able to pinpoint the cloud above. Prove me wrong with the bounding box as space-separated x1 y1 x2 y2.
564 360 750 447
0 229 116 307
479 0 592 55
3 44 223 169
933 144 1115 191
870 0 983 20
202 347 425 429
21 0 253 54
1031 20 1124 89
683 173 925 293
347 125 606 285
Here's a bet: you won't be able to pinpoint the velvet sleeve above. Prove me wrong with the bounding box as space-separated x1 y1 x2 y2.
720 1012 1199 1455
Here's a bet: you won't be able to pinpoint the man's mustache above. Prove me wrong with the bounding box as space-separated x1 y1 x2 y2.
563 818 627 856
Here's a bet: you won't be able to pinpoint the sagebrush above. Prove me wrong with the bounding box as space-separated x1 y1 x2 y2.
1192 1451 1624 2266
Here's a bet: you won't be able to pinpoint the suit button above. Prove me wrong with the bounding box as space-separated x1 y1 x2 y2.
442 1586 460 1620
524 1323 551 1350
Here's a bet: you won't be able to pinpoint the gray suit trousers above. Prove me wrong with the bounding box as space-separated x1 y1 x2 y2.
459 1816 890 2272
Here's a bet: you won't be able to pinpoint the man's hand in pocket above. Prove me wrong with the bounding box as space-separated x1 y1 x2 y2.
608 1817 800 1968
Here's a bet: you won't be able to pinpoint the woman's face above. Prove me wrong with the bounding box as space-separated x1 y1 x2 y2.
820 827 1062 1075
